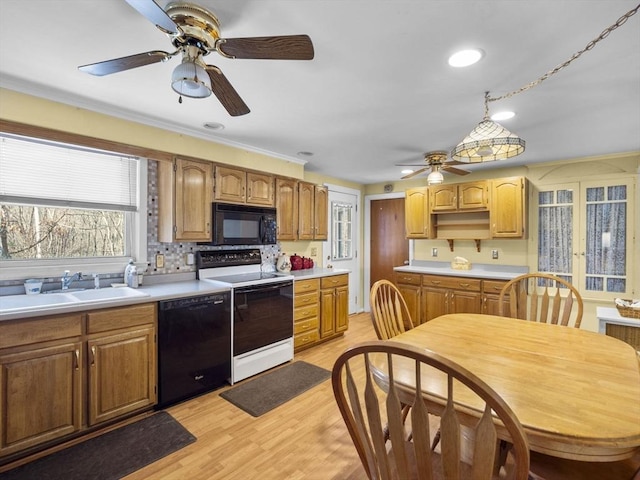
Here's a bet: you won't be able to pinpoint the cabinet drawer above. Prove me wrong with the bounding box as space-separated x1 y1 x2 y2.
295 303 319 322
294 316 319 335
294 330 320 349
483 280 509 295
294 292 319 309
321 274 348 289
86 303 156 334
0 314 83 349
294 278 320 294
395 272 422 286
423 275 481 292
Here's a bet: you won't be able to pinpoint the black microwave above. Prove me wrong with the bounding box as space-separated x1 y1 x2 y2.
209 202 277 246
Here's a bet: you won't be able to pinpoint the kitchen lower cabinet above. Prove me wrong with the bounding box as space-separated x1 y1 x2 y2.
0 303 156 461
0 340 83 457
320 274 349 338
394 272 422 324
293 278 320 351
482 279 511 316
422 275 482 322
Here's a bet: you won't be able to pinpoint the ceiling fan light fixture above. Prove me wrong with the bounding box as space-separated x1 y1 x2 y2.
452 117 525 162
171 57 212 99
427 168 444 185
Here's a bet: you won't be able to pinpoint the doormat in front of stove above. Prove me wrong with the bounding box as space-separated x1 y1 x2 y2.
220 361 331 417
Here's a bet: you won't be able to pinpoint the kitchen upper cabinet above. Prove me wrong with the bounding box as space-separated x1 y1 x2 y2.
158 157 212 243
405 187 432 239
214 166 274 206
276 177 299 240
298 182 328 241
429 181 488 213
490 176 527 238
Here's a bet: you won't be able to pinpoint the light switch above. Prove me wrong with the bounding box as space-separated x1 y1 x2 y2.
156 254 165 268
492 249 499 260
186 253 195 265
431 248 438 257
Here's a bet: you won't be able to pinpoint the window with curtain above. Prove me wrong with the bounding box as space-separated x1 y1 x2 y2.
0 133 139 260
537 178 632 298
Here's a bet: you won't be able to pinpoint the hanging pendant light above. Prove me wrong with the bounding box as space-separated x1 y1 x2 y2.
171 47 212 99
427 165 444 185
452 92 525 162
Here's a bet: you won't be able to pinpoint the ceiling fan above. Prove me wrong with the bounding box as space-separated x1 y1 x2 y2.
398 151 470 183
78 0 314 116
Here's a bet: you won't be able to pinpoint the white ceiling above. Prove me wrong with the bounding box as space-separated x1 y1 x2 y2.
1 1 639 184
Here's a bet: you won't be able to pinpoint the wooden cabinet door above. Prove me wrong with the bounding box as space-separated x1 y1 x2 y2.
319 288 336 338
174 158 213 241
430 185 457 212
87 326 156 426
276 178 298 240
449 290 482 314
422 286 448 321
313 185 328 240
491 177 525 238
458 181 488 211
0 341 82 457
298 181 315 240
395 272 422 324
335 285 349 333
405 187 431 238
247 172 274 206
214 166 246 203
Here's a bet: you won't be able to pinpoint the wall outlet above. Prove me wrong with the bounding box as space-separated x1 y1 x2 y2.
491 249 499 260
310 247 317 256
186 253 195 265
155 253 165 268
431 247 438 257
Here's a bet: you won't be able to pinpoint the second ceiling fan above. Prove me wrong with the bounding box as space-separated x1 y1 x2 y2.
398 151 470 183
78 0 314 116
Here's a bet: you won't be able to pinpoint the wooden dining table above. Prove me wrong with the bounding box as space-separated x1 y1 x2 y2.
372 313 640 462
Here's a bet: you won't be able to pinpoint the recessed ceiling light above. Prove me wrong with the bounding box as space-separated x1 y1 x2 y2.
448 49 484 67
491 111 516 121
203 122 225 131
401 169 414 175
297 151 314 157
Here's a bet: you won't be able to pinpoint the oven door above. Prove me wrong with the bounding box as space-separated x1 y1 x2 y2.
232 280 293 356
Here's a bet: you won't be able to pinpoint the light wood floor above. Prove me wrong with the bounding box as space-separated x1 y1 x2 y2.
125 312 377 480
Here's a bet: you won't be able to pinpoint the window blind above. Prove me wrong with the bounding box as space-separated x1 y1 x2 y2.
0 134 138 211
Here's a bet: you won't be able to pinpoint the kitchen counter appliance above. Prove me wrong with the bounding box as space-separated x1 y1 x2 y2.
205 202 277 246
197 249 294 383
157 291 231 408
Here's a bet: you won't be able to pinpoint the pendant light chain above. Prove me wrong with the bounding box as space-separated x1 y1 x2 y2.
487 3 639 105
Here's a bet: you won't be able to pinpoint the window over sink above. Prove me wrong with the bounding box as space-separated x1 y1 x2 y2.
0 132 147 279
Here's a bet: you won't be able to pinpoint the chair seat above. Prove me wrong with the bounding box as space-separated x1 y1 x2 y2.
528 450 640 480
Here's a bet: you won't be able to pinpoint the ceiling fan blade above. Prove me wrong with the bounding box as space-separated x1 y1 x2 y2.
206 66 250 117
402 167 429 179
78 51 171 76
125 0 180 34
217 35 314 60
443 159 465 166
442 166 471 176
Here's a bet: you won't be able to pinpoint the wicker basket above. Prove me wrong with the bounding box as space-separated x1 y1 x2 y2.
616 300 640 319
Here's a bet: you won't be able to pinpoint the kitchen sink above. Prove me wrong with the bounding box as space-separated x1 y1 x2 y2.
0 292 77 311
68 287 150 302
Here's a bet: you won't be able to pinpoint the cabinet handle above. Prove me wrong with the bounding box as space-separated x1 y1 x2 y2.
459 283 470 287
74 349 80 370
91 346 96 366
431 281 441 285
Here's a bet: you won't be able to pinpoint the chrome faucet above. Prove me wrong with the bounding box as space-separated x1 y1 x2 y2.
61 270 82 290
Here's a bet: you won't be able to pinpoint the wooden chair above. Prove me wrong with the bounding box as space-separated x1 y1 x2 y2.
498 273 583 328
370 279 415 340
331 340 531 480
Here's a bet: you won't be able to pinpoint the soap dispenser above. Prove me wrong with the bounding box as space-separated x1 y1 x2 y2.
124 259 138 288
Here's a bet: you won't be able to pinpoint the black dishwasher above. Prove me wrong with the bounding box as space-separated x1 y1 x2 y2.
157 292 231 408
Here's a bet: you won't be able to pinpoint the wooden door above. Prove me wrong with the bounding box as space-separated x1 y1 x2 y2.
87 326 156 426
246 172 274 206
297 181 315 240
370 198 409 288
275 178 298 240
0 341 82 456
214 166 246 203
175 158 212 241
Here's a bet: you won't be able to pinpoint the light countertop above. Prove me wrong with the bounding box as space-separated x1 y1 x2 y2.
394 261 528 280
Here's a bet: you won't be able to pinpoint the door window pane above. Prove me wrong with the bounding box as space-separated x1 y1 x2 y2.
537 190 573 281
331 202 353 260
